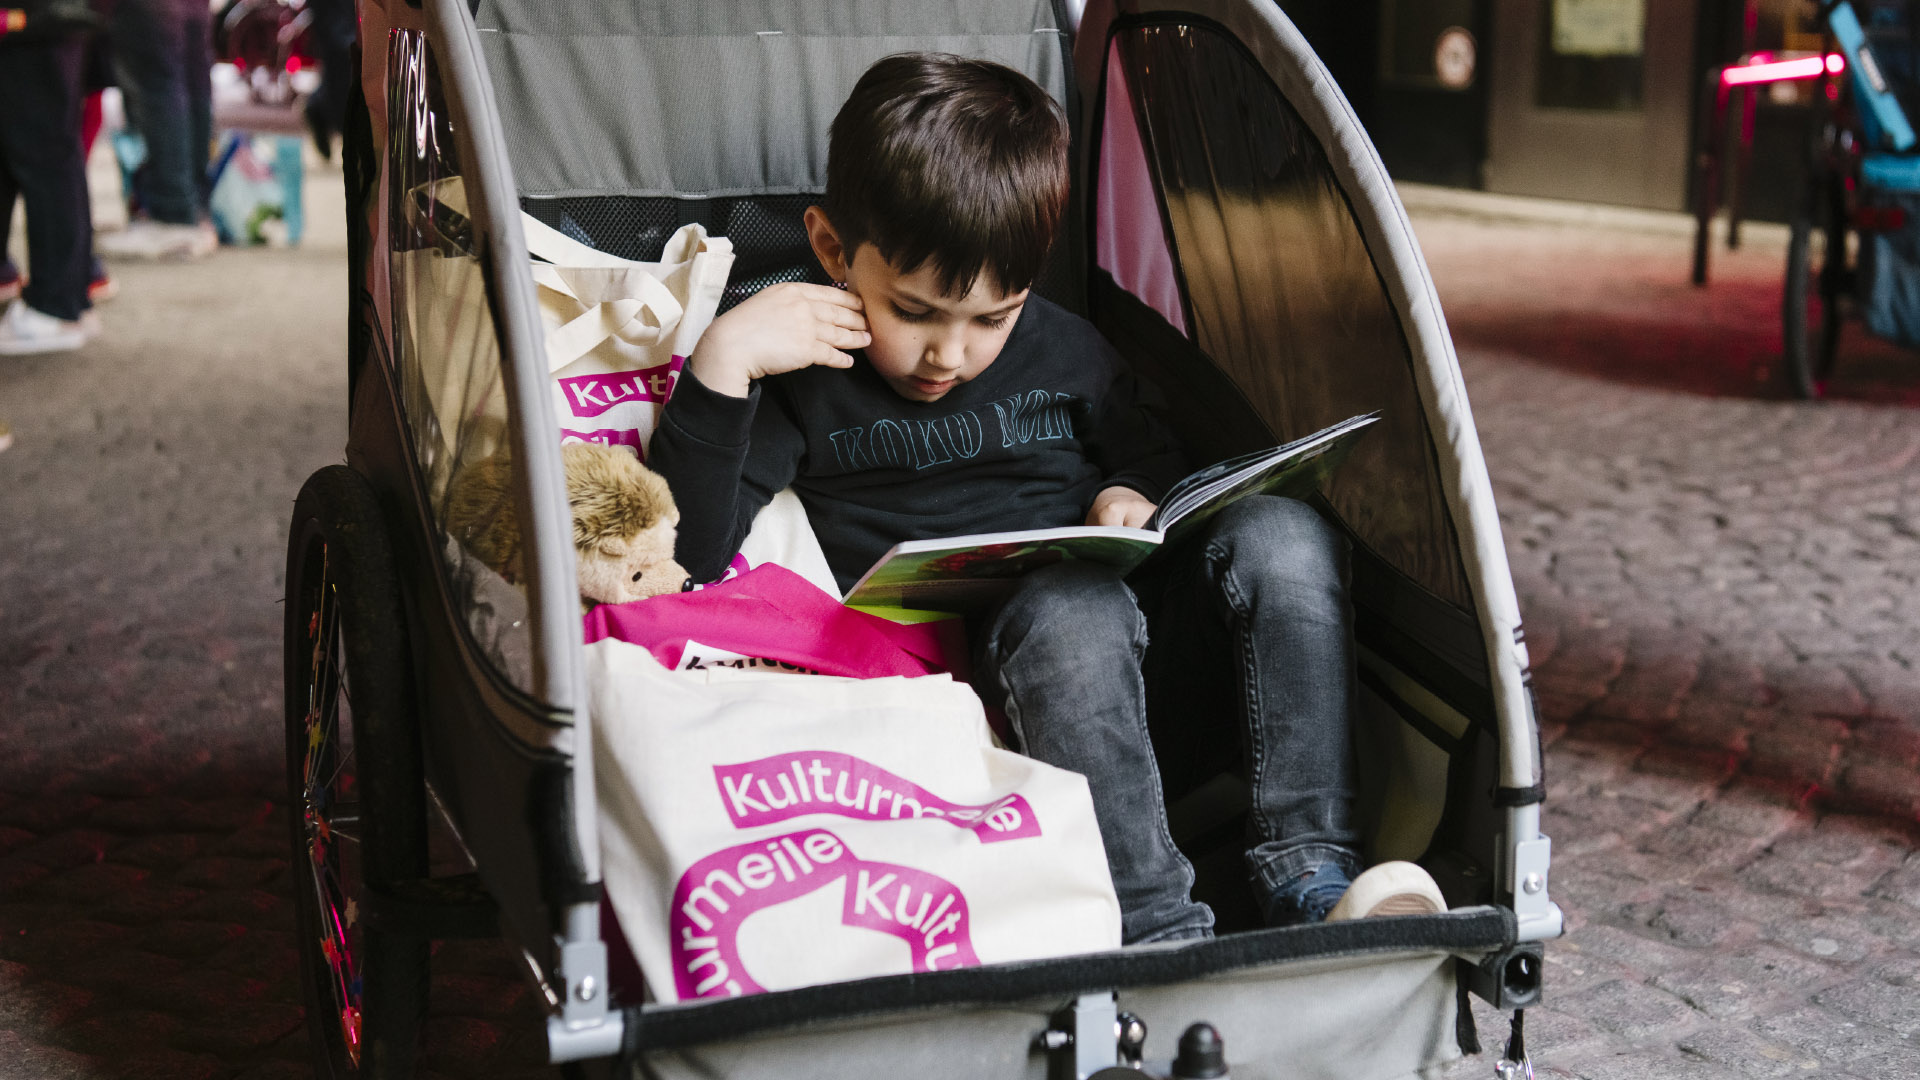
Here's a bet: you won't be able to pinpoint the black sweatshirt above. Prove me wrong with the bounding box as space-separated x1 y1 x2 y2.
649 295 1190 593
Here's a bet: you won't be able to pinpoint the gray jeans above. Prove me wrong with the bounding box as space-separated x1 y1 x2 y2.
971 496 1361 943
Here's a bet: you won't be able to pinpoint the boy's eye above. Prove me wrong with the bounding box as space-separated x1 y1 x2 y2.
890 303 934 323
976 312 1013 330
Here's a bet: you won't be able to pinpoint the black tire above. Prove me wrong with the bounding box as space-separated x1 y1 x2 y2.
285 465 428 1079
1783 127 1846 399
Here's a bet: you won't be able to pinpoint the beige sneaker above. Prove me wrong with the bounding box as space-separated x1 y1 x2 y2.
1326 861 1447 921
0 420 12 453
98 219 218 261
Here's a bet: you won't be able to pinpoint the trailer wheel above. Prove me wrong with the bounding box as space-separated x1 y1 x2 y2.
1783 130 1845 399
285 465 428 1079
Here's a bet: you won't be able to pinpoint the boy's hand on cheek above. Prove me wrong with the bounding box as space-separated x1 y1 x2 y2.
1087 486 1158 529
689 282 870 397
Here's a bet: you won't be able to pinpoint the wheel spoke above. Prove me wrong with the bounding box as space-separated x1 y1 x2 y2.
323 804 362 845
296 538 364 1067
324 744 357 794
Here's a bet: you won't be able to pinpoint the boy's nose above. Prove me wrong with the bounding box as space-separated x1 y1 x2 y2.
923 341 966 372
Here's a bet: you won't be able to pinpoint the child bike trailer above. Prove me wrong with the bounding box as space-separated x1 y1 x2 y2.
286 0 1560 1076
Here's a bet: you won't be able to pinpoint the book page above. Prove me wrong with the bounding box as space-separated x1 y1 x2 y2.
844 528 1161 614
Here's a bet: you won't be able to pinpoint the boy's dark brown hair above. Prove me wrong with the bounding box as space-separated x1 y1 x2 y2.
824 52 1069 299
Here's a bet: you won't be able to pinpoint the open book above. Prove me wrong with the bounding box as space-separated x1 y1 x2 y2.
843 413 1379 615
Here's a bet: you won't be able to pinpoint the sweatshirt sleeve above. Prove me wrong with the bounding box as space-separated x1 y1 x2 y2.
646 366 804 584
1084 341 1190 505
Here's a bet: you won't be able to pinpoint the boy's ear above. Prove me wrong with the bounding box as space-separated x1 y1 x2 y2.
804 205 851 284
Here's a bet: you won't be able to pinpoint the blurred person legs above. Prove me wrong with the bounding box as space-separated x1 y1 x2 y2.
303 0 357 160
0 32 95 356
79 42 117 300
88 255 117 303
101 0 216 260
0 80 119 310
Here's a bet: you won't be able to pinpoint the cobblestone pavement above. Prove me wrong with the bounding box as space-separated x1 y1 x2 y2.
1414 192 1920 1077
1 161 551 1079
1 165 1917 1079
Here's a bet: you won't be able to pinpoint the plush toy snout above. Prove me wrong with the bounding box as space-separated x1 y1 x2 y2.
576 515 692 605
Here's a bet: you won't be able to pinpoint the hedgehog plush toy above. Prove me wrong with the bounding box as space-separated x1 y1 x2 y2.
447 442 691 607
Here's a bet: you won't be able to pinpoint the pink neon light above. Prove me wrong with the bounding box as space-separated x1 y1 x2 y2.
1721 54 1845 86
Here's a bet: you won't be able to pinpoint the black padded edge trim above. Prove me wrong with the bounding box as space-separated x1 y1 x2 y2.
1454 963 1481 1055
623 908 1516 1052
1492 783 1546 808
527 763 601 910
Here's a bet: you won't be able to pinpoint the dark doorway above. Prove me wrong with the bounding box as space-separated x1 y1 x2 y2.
1372 0 1492 186
1279 1 1491 187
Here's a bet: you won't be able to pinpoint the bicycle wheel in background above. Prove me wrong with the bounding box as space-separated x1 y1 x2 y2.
1783 119 1847 399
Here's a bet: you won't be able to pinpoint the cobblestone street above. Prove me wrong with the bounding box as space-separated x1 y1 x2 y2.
1417 192 1920 1077
2 167 1917 1078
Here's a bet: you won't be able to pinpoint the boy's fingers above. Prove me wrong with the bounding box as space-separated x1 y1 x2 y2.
809 341 857 368
796 284 863 309
814 300 870 330
820 323 872 349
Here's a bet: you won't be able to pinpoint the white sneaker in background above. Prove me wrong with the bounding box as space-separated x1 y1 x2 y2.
1325 861 1448 921
98 219 218 261
0 301 89 356
186 220 218 258
0 420 12 453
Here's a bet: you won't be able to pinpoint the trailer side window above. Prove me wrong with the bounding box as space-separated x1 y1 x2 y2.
386 29 534 694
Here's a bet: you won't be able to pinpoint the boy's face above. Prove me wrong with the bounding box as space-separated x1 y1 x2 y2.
806 207 1028 404
845 248 1029 403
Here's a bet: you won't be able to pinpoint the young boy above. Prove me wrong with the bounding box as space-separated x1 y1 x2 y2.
649 53 1443 944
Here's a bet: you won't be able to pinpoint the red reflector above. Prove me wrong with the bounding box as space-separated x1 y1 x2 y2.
1723 56 1826 85
1719 53 1845 87
1856 206 1909 231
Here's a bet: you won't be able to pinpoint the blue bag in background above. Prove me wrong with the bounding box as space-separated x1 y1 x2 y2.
207 131 305 247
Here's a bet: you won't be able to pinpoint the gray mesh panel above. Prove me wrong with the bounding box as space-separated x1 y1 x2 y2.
475 0 1068 199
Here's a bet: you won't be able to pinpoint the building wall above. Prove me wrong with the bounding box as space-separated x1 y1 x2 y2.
1280 0 1776 215
1483 0 1700 210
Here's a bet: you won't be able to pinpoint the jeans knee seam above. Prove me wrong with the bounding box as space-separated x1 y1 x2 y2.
1207 543 1274 844
988 645 1031 752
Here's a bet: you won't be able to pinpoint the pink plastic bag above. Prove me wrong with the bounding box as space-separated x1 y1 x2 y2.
583 563 958 679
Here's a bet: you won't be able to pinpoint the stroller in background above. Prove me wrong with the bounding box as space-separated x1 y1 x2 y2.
1785 0 1920 397
284 0 1560 1076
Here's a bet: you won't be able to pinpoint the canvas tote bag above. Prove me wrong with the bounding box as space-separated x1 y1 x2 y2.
523 213 841 593
525 214 733 462
588 639 1122 1003
400 178 728 464
405 181 836 593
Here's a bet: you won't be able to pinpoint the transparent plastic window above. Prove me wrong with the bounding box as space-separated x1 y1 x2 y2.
386 29 529 692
